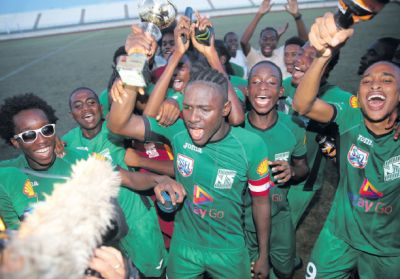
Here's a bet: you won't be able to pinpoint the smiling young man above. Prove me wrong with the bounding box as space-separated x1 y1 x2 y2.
108 63 272 278
280 42 353 229
293 12 400 278
243 61 308 279
240 0 308 77
0 93 85 229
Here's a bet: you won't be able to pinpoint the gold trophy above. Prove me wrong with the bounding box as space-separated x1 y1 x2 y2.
117 0 177 87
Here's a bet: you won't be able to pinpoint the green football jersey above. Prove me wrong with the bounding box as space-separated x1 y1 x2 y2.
145 117 271 251
63 122 167 276
243 112 307 231
282 78 353 191
62 121 126 168
0 150 83 230
328 105 400 256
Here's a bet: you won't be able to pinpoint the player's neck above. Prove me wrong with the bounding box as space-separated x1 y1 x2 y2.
364 114 396 137
248 109 278 130
81 121 103 139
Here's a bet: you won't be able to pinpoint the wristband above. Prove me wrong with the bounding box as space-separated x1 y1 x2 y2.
294 14 302 20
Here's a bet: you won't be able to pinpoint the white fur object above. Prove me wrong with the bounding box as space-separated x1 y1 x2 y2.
4 156 121 279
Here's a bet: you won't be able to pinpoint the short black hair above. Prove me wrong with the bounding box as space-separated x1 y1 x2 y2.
187 66 228 102
0 93 58 145
285 36 305 48
223 31 237 42
214 39 235 76
113 46 127 65
260 27 278 39
248 60 283 86
69 87 99 109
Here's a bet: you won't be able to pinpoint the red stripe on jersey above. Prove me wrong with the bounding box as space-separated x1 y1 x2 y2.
248 175 270 186
250 187 270 197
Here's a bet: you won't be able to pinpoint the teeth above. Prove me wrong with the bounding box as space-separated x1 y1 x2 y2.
294 66 301 71
36 147 49 154
368 94 386 101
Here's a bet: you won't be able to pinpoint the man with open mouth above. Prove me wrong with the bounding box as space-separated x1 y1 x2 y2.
293 12 400 279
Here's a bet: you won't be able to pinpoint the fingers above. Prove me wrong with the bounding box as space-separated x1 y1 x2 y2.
157 100 180 126
87 246 125 279
309 12 354 57
110 79 127 104
269 160 292 183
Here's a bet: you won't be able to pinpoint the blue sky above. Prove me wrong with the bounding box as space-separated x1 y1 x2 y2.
0 0 126 14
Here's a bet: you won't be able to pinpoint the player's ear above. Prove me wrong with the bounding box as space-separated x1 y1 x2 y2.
278 86 284 98
10 137 20 149
222 100 232 117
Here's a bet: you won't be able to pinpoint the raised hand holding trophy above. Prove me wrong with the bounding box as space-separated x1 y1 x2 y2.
117 0 177 88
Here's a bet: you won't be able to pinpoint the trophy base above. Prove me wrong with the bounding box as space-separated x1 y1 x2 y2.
116 53 150 88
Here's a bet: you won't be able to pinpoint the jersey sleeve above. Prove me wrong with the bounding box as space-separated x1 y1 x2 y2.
331 103 363 135
144 116 185 144
246 135 272 197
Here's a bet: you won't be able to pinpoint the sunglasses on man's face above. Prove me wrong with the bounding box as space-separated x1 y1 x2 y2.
13 124 56 144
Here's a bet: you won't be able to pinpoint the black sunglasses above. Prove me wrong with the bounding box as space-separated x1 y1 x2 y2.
13 124 56 144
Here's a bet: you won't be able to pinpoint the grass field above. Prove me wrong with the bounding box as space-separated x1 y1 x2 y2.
0 3 399 278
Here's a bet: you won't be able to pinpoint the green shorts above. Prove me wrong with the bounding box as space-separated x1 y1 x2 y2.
167 239 251 279
308 226 400 279
245 209 295 276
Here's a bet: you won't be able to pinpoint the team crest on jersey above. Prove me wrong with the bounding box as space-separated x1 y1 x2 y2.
214 169 236 189
23 179 37 198
347 144 369 169
257 159 269 176
193 185 214 205
275 152 289 162
359 178 383 199
349 96 359 108
383 155 400 182
177 154 194 177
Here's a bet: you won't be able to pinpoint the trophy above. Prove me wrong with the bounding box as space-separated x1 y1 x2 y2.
117 0 177 87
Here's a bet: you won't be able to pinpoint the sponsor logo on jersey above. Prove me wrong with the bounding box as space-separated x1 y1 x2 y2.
22 179 37 198
214 169 236 189
256 159 269 176
193 185 213 205
359 178 383 199
186 187 224 219
347 144 369 169
76 146 89 151
349 96 358 108
348 192 392 215
383 155 400 182
144 142 160 158
183 142 202 153
177 153 194 177
92 152 107 161
357 134 373 147
275 152 289 162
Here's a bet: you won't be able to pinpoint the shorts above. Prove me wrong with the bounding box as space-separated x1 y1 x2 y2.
167 239 251 279
245 209 295 276
307 226 400 279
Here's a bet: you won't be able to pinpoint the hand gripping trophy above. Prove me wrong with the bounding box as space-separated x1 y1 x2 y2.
117 0 177 87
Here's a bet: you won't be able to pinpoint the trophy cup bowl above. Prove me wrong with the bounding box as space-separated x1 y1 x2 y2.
116 0 177 88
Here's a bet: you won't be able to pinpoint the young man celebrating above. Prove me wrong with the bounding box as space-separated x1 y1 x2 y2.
243 60 308 279
240 0 307 76
293 12 400 278
108 22 272 279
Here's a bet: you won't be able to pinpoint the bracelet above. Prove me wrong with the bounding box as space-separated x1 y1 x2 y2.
294 14 302 21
